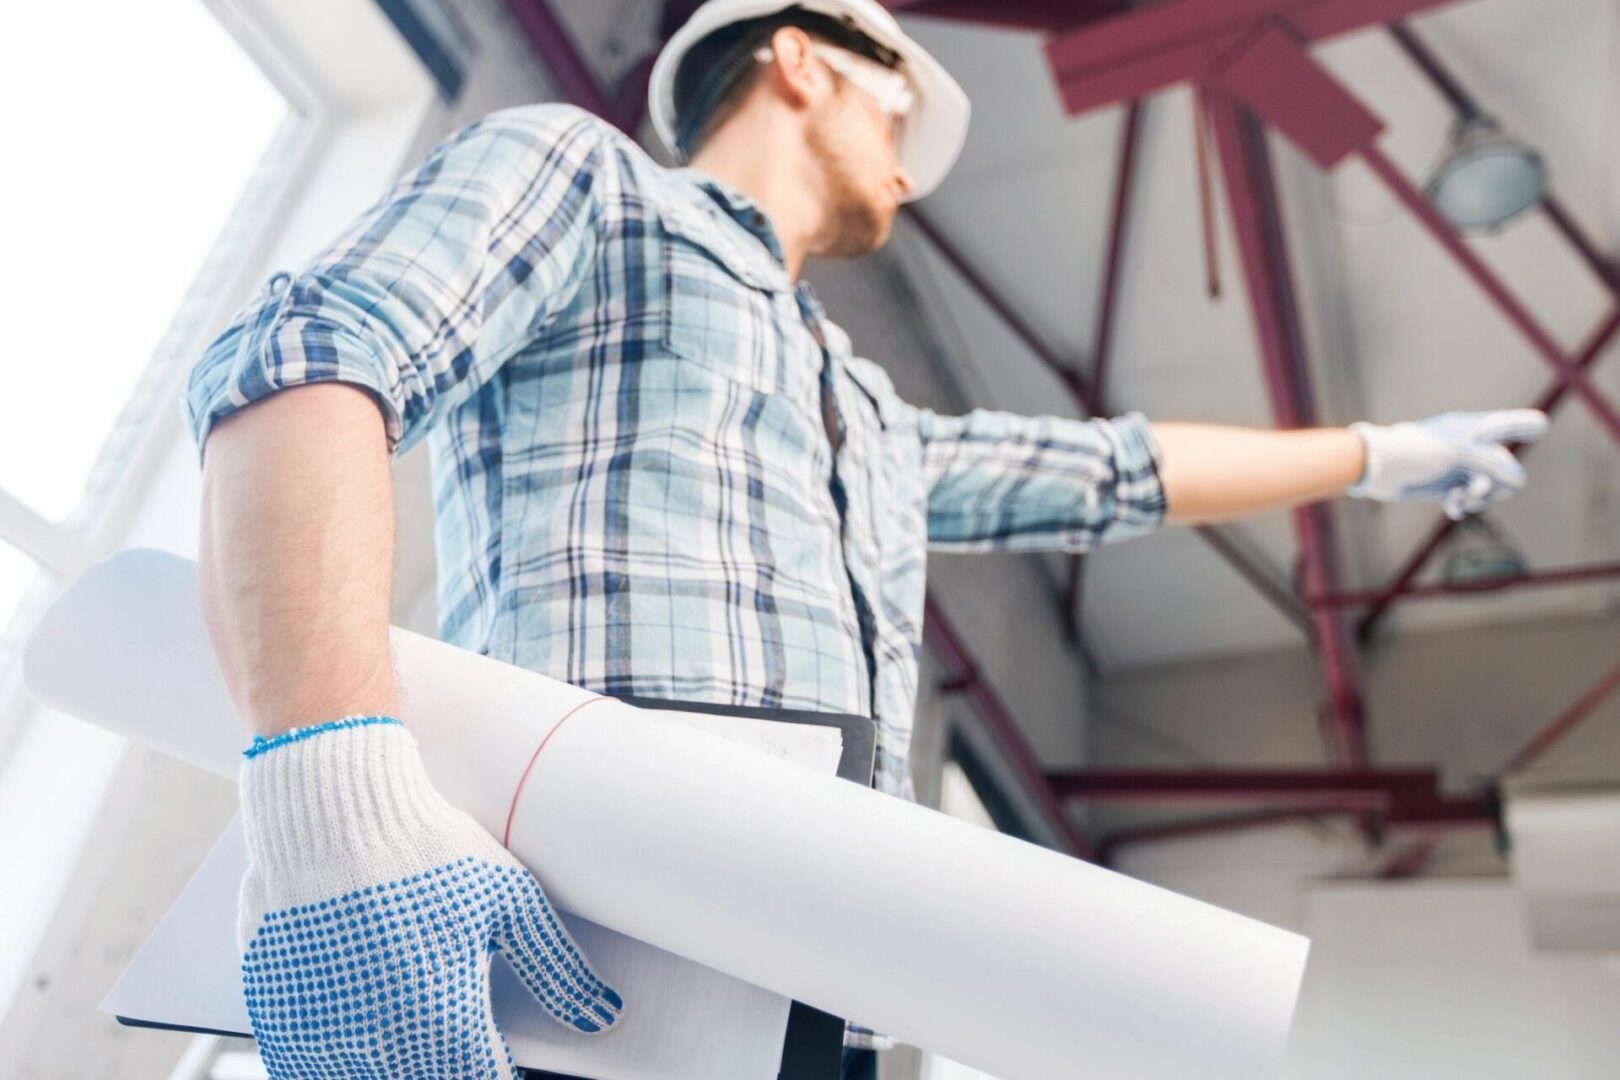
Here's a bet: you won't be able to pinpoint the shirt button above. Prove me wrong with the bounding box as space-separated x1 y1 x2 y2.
751 212 765 227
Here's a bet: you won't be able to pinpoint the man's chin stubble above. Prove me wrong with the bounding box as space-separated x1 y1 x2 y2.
824 203 888 259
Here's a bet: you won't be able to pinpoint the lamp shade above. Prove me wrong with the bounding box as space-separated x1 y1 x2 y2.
1442 514 1527 586
1425 116 1546 233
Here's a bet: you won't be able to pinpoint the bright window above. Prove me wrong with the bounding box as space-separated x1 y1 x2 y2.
0 0 440 1040
0 0 290 525
0 0 308 1025
0 543 46 704
0 545 38 641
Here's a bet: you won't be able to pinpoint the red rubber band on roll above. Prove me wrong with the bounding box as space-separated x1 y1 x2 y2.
503 695 611 850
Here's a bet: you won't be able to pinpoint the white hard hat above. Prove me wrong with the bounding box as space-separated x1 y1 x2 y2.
648 0 970 201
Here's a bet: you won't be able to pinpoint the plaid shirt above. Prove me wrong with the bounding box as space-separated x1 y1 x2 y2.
183 103 1166 1050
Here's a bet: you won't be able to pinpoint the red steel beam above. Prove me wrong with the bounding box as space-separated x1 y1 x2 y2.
884 0 1126 31
1046 766 1437 801
1541 196 1620 296
1044 0 1468 117
1090 101 1144 413
1095 794 1493 864
1067 99 1145 640
505 0 661 135
1206 90 1368 769
1499 654 1620 775
1376 837 1438 879
1385 22 1474 115
1052 766 1493 838
1384 792 1495 824
505 0 616 120
924 594 1098 859
613 52 660 136
1213 23 1385 169
1312 558 1620 608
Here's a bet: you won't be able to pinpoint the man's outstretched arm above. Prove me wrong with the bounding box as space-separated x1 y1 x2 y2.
1153 410 1549 525
1152 423 1363 525
908 400 1548 555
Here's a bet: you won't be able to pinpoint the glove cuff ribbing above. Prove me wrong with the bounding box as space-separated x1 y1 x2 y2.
1346 420 1382 497
239 717 463 878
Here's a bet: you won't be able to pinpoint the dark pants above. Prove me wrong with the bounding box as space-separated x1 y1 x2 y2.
840 1046 879 1080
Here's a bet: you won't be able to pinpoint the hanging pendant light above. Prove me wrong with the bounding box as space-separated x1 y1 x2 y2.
1442 514 1528 587
1425 114 1547 234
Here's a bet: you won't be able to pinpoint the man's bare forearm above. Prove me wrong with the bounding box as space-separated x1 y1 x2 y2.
197 383 401 738
1150 421 1365 524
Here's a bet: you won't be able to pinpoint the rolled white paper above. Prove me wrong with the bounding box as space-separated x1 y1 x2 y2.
24 549 1309 1079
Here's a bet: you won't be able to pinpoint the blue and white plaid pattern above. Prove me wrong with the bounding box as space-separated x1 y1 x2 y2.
184 102 1165 1050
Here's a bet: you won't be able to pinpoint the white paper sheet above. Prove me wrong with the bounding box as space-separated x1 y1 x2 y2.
25 550 1311 1079
101 709 842 1080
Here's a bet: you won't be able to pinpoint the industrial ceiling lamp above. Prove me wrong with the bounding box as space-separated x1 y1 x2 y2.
1442 514 1527 587
1425 114 1547 234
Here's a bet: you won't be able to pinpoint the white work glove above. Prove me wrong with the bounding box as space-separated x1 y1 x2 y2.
238 715 624 1079
1347 409 1548 520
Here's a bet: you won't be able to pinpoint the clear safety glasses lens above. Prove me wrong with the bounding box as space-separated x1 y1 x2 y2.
753 43 914 135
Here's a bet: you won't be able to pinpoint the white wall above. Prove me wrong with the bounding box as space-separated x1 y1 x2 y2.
1287 881 1620 1080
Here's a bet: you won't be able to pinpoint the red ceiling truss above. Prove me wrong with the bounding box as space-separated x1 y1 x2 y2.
504 0 1617 868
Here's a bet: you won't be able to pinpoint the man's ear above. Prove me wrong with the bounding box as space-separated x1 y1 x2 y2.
764 26 828 112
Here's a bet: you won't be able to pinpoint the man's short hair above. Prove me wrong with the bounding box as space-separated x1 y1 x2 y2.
672 5 902 158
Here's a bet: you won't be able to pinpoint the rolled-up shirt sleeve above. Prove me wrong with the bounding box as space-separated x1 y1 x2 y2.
182 103 608 463
915 407 1168 553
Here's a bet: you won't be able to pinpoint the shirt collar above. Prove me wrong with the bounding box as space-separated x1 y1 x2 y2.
670 166 792 276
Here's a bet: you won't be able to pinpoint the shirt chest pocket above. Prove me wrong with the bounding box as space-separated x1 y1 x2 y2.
658 204 790 396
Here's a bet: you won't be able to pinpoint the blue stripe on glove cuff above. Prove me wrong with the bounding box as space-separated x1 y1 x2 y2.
244 714 401 759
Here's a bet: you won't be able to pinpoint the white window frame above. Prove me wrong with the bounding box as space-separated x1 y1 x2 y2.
0 0 441 756
0 0 442 1037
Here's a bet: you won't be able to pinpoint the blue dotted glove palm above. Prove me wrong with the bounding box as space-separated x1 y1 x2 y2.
237 715 624 1079
1348 409 1548 520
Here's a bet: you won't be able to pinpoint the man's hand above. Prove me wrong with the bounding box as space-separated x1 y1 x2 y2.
238 715 625 1079
1348 409 1549 520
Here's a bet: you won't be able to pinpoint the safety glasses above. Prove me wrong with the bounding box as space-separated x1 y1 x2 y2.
753 42 914 140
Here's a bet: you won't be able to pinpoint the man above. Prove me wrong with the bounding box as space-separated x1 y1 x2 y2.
184 1 1546 1076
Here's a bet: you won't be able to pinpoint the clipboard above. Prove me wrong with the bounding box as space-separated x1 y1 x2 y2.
113 696 877 1080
